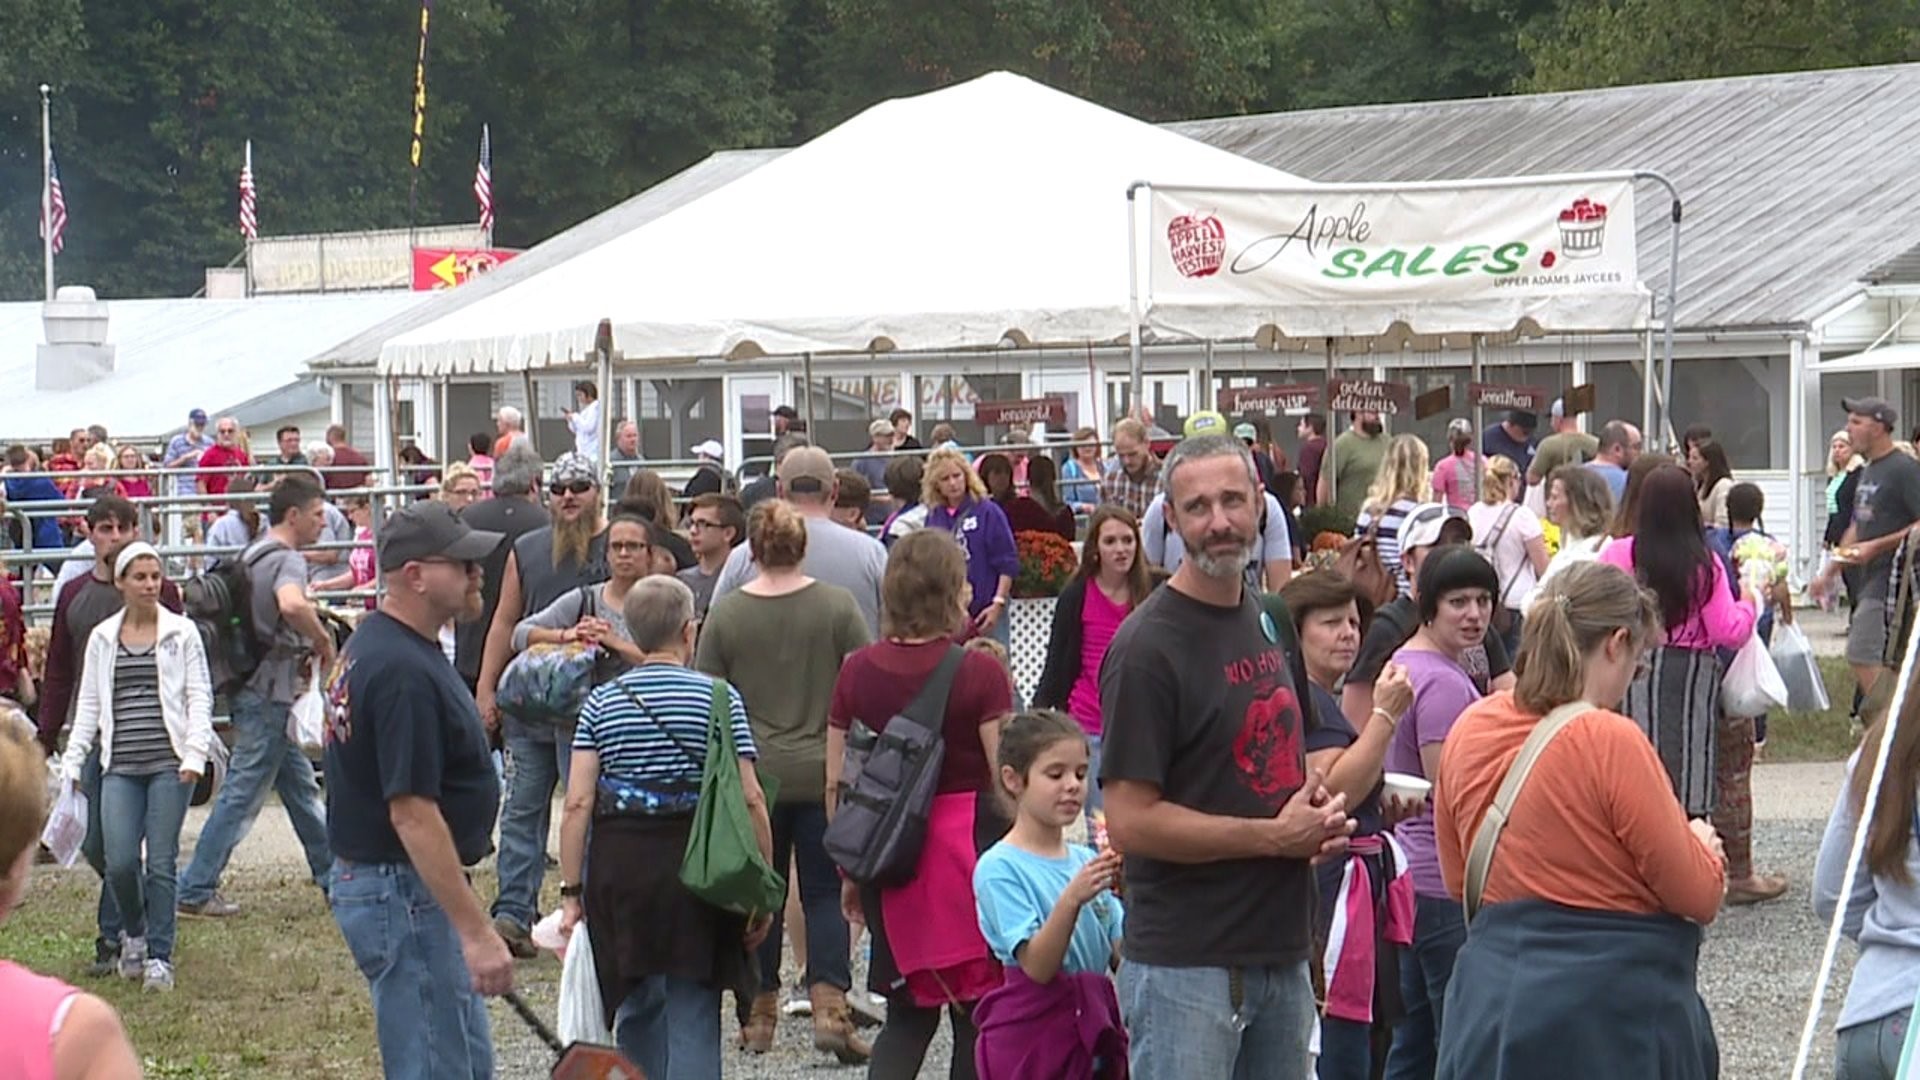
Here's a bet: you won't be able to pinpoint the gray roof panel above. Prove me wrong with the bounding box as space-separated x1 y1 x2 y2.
1172 64 1920 331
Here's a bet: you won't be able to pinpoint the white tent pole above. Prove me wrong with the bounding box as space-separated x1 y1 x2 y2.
1790 618 1920 1079
595 319 614 485
1468 334 1484 505
1634 170 1683 451
802 352 816 436
1127 183 1146 421
1324 337 1337 506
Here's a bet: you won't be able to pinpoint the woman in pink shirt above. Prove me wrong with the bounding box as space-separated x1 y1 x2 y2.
1598 465 1757 816
0 722 142 1080
1031 506 1155 815
1430 418 1480 511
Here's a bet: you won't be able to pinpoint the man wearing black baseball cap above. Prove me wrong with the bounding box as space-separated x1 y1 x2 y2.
325 501 514 1076
1816 396 1920 697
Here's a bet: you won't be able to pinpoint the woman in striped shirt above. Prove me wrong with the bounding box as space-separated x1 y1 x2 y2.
1354 434 1434 598
58 542 215 994
556 575 772 1080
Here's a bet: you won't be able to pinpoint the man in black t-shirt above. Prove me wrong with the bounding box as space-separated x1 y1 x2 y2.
1100 433 1355 1078
325 501 511 1078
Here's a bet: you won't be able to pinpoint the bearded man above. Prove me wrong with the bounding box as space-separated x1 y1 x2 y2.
474 452 608 957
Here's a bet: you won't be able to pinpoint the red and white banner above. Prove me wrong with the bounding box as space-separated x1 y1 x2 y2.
411 246 520 291
1146 176 1645 343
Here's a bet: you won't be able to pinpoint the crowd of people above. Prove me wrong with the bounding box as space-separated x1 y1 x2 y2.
0 390 1917 1080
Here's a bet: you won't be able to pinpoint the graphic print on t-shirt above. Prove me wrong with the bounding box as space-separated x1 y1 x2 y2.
1226 647 1304 800
323 656 354 745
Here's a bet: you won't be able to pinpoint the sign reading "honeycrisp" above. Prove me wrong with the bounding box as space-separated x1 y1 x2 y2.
1143 177 1647 344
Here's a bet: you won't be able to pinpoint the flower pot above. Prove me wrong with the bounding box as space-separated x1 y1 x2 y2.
1006 596 1057 705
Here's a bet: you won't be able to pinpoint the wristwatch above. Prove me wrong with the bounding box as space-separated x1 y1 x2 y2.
990 595 1008 608
559 883 583 898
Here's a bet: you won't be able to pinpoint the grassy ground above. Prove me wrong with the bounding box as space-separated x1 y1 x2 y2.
0 863 559 1079
1764 654 1864 764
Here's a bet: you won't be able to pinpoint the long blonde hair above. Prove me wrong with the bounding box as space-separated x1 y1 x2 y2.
1513 561 1660 714
1362 434 1431 513
921 447 986 507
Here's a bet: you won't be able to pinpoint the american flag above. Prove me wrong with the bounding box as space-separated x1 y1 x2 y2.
238 140 257 240
40 153 67 254
474 124 493 234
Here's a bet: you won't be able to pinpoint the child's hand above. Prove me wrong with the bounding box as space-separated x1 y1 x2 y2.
1064 849 1123 908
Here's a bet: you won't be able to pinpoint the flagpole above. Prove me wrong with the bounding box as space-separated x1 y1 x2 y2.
481 123 492 249
243 139 255 295
40 83 53 302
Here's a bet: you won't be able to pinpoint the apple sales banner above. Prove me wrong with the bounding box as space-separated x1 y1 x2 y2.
1145 176 1647 344
974 397 1066 426
1469 382 1549 413
1218 383 1320 415
411 246 521 290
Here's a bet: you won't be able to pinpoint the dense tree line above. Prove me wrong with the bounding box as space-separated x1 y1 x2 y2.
1 0 1914 301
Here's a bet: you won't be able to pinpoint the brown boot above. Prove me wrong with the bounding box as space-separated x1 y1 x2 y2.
740 991 779 1053
810 984 873 1064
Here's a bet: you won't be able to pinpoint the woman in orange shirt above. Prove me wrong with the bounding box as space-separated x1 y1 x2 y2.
1431 560 1727 1080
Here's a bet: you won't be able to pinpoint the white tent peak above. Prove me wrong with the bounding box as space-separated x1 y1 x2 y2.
378 71 1304 375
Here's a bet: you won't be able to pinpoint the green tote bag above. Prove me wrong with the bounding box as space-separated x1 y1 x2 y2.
679 677 787 917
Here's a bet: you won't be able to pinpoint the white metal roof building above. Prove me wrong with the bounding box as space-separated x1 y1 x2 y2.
0 291 429 447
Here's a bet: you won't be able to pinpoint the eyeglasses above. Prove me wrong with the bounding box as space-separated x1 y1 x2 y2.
687 518 725 532
608 540 651 554
549 480 593 496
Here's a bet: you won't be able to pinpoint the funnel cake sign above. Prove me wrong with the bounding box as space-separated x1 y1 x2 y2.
1145 177 1647 342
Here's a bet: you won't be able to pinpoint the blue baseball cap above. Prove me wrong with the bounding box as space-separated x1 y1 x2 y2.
188 408 209 426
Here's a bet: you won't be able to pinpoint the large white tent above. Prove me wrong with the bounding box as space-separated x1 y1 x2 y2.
377 72 1308 376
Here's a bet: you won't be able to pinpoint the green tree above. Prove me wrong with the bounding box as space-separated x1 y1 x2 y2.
1520 0 1920 91
1261 0 1560 111
0 0 87 298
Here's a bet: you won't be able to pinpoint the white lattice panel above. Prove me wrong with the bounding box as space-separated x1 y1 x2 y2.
1008 597 1056 705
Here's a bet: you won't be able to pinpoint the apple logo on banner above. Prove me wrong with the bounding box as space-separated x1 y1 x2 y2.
1168 212 1226 278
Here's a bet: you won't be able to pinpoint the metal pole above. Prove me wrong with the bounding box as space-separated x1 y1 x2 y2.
802 352 817 437
40 84 54 302
1127 183 1145 421
1469 333 1484 505
520 371 539 456
1641 322 1656 448
1324 337 1337 506
1202 340 1215 412
1633 170 1684 451
595 320 614 486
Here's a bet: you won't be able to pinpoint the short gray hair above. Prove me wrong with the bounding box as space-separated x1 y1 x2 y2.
1161 434 1259 500
623 575 695 652
497 405 524 428
492 439 545 497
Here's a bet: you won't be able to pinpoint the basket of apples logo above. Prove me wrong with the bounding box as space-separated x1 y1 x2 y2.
1557 197 1608 259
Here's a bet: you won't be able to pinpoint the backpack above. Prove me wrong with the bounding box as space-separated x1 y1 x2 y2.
824 646 965 887
181 541 284 696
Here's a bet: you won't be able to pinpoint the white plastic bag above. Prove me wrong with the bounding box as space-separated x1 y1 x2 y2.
557 918 612 1046
1722 629 1789 718
288 674 325 754
530 907 569 955
41 777 88 868
1769 621 1830 713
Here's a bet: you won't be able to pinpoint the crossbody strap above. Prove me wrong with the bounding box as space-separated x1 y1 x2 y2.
1481 504 1523 608
1463 698 1593 923
901 646 966 728
618 679 707 770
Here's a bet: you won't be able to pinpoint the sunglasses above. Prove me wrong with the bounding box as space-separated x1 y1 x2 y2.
419 557 480 573
608 540 652 555
549 480 593 496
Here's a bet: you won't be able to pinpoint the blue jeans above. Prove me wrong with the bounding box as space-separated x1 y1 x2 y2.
1086 735 1105 817
1118 959 1314 1079
1385 894 1467 1080
331 859 494 1080
491 729 570 929
1836 1007 1910 1079
179 689 332 904
101 770 192 962
79 750 125 954
756 801 851 992
614 975 722 1080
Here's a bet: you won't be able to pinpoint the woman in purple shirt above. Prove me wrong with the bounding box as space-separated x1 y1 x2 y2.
923 448 1020 648
1383 545 1498 1080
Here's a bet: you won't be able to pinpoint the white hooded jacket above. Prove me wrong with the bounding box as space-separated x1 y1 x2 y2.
59 606 215 779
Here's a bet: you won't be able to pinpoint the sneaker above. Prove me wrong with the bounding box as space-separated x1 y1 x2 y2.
118 935 147 981
142 959 175 993
178 893 240 918
493 915 538 960
86 940 119 979
782 984 813 1017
